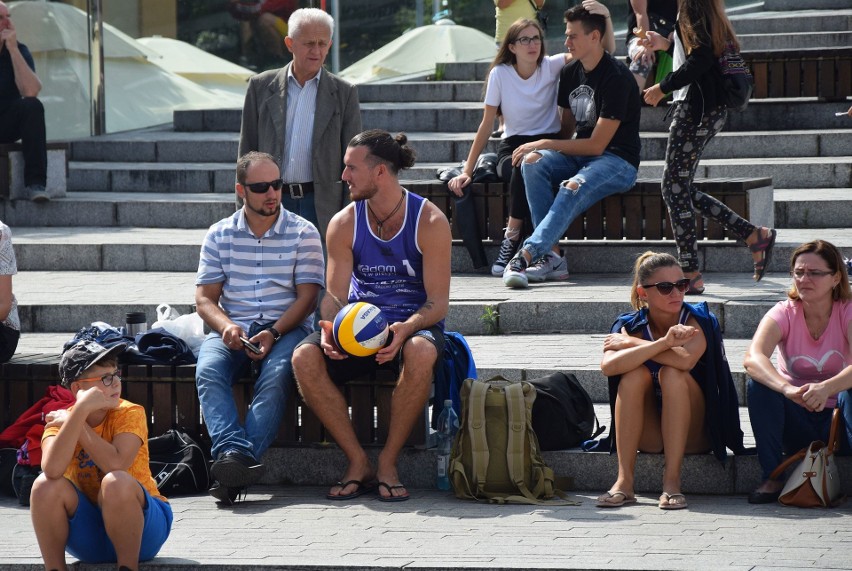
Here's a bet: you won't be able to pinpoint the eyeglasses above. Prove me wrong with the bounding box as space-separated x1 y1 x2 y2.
513 36 542 46
641 278 691 295
75 371 121 387
790 269 835 280
244 179 283 194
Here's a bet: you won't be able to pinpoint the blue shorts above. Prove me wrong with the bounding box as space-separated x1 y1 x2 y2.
66 482 173 563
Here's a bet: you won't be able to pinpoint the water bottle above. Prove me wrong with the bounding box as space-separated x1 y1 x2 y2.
436 399 459 491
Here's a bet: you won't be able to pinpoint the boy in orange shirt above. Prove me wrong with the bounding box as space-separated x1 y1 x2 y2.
29 341 172 571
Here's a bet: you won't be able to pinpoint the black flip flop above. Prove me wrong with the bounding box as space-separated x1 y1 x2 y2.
377 481 410 502
326 479 375 501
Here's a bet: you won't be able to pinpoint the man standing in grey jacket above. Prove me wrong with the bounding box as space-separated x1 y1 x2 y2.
238 7 361 238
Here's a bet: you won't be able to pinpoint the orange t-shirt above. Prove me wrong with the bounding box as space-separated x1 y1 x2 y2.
42 399 167 504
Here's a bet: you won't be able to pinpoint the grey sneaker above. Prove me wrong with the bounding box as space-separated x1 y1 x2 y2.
502 252 529 288
26 185 49 203
526 252 570 282
491 235 520 276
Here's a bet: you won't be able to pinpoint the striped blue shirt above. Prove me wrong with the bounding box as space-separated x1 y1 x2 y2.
283 67 320 183
196 207 325 331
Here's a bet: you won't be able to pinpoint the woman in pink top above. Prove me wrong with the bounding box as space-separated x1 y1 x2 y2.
744 240 852 503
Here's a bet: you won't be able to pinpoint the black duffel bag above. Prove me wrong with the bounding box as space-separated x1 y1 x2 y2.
148 429 210 495
527 372 604 451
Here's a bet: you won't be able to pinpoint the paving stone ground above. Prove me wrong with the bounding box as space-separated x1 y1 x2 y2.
2 487 851 570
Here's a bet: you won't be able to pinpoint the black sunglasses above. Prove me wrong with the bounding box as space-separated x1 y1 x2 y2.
244 179 284 194
641 278 691 295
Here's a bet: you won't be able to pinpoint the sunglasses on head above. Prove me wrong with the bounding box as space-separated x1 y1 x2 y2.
641 278 691 295
244 179 284 194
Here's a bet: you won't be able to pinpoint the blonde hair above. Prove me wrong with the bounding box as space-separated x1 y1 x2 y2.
787 240 852 302
678 0 739 57
630 251 680 310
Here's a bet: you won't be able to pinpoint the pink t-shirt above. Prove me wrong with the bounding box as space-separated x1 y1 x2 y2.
767 299 852 408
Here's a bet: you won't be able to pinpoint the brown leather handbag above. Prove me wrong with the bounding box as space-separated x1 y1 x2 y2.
769 408 844 507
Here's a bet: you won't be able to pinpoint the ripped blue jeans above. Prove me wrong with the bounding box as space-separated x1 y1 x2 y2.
520 150 637 261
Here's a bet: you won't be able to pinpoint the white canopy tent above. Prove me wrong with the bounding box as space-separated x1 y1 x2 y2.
339 21 497 85
137 36 254 99
9 2 246 141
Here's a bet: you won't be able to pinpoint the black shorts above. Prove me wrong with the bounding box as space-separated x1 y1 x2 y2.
0 323 19 363
296 325 445 386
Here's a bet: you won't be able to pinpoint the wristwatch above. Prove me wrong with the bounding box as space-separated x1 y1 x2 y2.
265 326 281 342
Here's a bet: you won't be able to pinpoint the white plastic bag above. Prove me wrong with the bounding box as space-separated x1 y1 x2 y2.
152 304 206 357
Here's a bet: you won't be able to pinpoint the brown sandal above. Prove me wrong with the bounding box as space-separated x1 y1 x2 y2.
685 272 705 295
749 228 777 282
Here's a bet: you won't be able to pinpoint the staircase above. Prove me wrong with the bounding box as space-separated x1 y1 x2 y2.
1 3 850 494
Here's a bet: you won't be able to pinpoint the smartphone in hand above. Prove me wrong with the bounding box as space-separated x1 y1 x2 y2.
240 337 262 354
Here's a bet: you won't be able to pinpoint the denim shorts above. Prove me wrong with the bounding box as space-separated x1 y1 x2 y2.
66 482 173 563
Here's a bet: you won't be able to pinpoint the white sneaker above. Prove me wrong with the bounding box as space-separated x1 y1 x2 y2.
525 252 569 282
502 253 529 288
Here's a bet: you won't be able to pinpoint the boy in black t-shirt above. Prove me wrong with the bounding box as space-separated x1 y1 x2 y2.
502 4 641 289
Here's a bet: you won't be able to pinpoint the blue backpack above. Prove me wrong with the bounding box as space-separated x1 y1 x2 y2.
432 331 476 425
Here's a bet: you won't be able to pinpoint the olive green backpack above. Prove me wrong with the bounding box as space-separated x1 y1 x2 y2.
448 377 578 505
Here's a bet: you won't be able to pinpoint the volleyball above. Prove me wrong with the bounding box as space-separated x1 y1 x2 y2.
332 302 389 357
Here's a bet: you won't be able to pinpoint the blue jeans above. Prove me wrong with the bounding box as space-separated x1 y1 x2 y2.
520 150 637 261
747 379 852 480
196 322 309 460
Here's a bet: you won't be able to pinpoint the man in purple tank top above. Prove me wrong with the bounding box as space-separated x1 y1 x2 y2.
293 130 452 502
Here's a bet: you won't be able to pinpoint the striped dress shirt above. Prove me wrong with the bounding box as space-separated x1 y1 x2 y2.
282 68 320 184
196 208 325 332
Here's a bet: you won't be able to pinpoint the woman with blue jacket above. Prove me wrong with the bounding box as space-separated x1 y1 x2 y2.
598 251 744 509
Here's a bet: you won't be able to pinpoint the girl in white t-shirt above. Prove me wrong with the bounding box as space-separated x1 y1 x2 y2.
744 240 852 503
448 1 613 275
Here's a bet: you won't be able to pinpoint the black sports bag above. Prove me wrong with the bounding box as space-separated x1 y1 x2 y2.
527 372 604 451
148 429 210 495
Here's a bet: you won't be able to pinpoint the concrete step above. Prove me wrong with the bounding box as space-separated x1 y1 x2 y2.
67 162 234 193
0 192 233 229
357 81 484 103
362 99 851 134
70 130 239 163
728 9 852 35
775 188 852 229
405 155 852 188
262 439 852 496
738 30 852 51
762 0 852 11
10 225 852 277
67 128 852 165
9 266 843 337
169 100 851 134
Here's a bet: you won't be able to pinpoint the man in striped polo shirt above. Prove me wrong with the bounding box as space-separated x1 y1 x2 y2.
195 151 325 504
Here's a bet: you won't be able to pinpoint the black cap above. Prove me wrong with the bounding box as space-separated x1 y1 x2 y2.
59 340 126 387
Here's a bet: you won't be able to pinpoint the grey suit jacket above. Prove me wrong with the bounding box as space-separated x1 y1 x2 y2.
238 63 362 237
